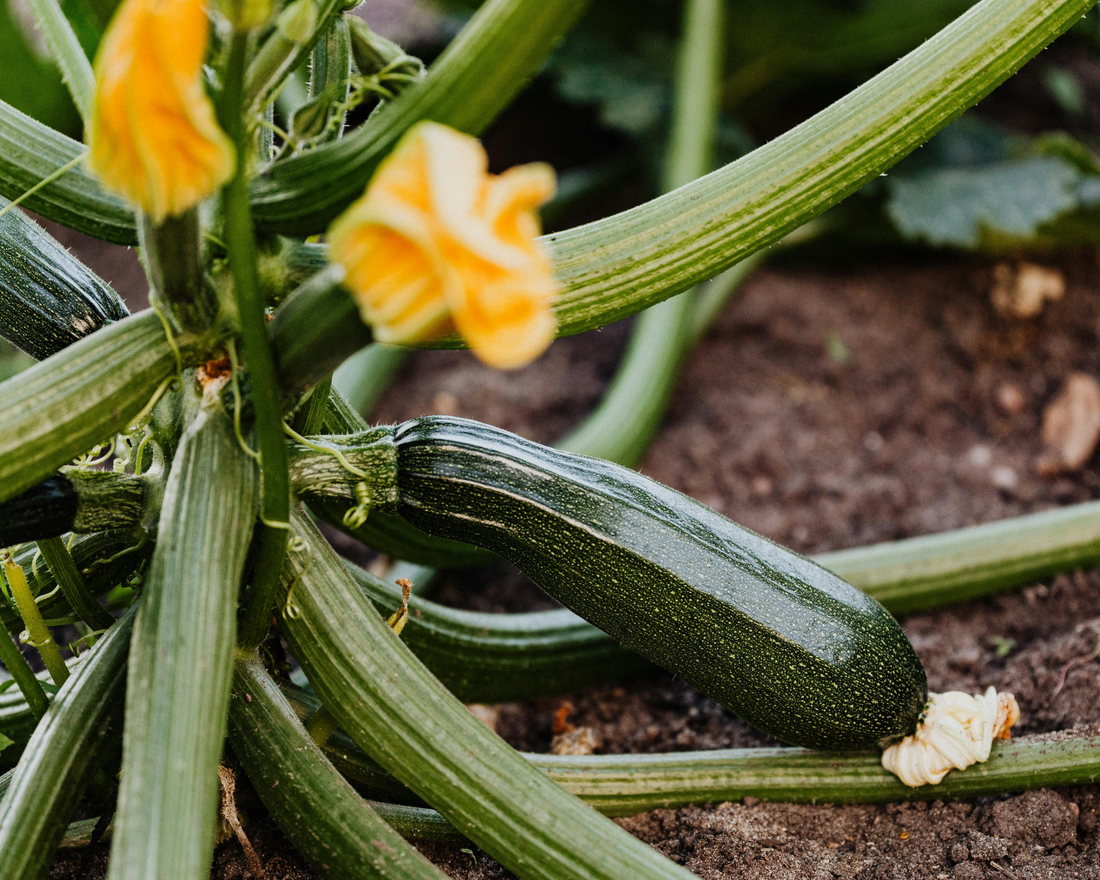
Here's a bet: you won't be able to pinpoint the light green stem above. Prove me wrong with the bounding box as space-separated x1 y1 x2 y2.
4 558 68 687
546 0 1095 336
559 0 725 468
23 0 95 122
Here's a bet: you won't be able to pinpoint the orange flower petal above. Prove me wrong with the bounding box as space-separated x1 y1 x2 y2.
87 0 234 221
327 122 558 369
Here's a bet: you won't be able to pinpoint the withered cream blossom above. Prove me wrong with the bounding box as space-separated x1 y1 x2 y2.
327 122 558 370
882 686 1020 787
87 0 235 221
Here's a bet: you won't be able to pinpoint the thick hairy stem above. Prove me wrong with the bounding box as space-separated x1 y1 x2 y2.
280 512 694 880
107 382 258 880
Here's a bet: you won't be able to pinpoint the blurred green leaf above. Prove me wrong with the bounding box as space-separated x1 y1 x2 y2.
886 156 1100 248
883 118 1100 249
552 31 671 135
0 0 81 135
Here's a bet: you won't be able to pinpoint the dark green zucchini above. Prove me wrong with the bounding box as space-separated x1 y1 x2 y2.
0 469 145 547
393 416 927 751
0 475 77 547
0 202 128 360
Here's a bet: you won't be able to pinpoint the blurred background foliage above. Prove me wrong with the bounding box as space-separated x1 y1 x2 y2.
7 0 1100 253
0 0 117 135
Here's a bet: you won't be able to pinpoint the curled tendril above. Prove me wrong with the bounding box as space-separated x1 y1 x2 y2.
280 532 312 620
33 585 62 605
68 629 107 657
342 482 371 529
72 441 114 470
21 631 52 649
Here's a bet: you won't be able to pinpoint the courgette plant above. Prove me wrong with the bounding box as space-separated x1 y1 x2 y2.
0 0 1099 877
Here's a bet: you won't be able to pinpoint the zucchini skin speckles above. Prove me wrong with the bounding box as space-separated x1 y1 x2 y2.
393 416 927 751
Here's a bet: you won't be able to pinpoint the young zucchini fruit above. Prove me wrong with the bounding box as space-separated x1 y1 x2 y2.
392 416 927 751
0 202 128 360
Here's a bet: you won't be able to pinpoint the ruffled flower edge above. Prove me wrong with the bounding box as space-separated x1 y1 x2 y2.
881 686 1020 787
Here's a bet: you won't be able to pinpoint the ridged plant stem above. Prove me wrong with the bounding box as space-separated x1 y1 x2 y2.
282 685 1100 824
228 657 449 879
0 606 134 880
0 311 190 505
280 511 694 880
559 0 725 468
107 382 258 880
221 32 292 653
36 537 115 631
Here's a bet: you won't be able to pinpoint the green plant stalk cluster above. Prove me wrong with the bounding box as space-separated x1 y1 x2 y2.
228 657 449 879
0 0 1096 875
281 512 695 880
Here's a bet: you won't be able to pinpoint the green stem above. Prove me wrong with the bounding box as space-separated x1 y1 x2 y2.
23 0 95 122
280 511 694 880
0 310 193 505
138 210 217 335
817 497 1100 615
107 382 258 880
4 558 68 687
243 0 345 118
289 376 332 435
558 0 724 468
0 530 148 642
0 98 133 244
36 537 115 631
222 32 292 653
227 656 449 878
0 625 49 721
344 559 649 703
546 0 1095 336
287 686 1100 820
0 605 134 880
303 703 338 745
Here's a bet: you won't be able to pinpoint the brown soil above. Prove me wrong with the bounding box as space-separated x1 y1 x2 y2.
41 229 1100 878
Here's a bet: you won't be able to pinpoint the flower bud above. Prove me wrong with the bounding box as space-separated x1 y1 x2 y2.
276 0 317 44
347 16 422 80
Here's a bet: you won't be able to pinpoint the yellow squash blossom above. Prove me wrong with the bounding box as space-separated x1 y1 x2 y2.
87 0 235 221
327 121 558 370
